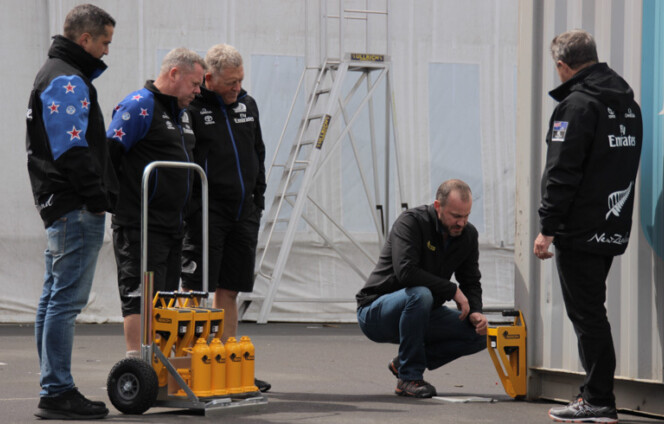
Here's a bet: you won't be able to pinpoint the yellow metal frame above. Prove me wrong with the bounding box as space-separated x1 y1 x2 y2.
152 292 194 387
486 310 527 398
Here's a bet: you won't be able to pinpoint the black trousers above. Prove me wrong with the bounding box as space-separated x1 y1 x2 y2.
555 247 615 407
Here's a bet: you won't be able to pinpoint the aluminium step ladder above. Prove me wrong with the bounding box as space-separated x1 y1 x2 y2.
240 0 407 323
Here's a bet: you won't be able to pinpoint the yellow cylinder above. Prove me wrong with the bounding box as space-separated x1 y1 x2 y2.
209 338 228 396
225 337 243 394
190 338 212 397
239 336 259 393
174 368 191 397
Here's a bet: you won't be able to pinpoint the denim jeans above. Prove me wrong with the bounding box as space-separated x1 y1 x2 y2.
35 209 105 396
357 286 486 381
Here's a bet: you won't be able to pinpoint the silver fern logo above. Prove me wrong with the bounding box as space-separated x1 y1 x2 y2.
605 181 633 220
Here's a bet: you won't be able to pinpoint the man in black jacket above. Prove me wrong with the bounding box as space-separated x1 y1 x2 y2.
534 30 642 423
107 48 206 357
26 4 116 420
182 43 269 392
356 179 487 398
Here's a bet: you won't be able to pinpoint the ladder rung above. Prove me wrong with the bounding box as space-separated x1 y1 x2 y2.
265 217 290 225
315 88 331 95
306 114 324 121
271 191 298 201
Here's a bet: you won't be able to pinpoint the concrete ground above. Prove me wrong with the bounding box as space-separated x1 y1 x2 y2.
0 323 661 424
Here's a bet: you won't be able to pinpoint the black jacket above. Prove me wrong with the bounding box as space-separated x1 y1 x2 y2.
26 35 118 228
107 81 195 235
187 86 266 221
539 63 643 255
356 204 483 313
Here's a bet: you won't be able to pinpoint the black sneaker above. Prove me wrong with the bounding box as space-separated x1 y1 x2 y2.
35 388 109 420
548 398 618 423
388 356 399 378
255 378 271 393
395 379 436 398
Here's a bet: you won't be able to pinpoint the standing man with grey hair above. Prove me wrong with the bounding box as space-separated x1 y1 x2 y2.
107 47 206 356
356 179 487 398
181 43 269 392
534 29 642 423
26 3 116 419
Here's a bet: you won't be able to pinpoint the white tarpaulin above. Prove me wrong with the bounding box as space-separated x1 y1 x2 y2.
0 0 518 323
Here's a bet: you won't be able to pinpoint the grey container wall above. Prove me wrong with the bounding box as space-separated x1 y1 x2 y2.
515 0 664 416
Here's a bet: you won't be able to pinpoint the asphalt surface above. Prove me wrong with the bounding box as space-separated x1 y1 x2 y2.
0 323 661 424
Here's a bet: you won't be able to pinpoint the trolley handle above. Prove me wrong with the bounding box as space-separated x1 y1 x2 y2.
140 161 209 355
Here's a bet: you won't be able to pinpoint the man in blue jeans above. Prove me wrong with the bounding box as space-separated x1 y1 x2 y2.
356 179 487 398
25 4 117 420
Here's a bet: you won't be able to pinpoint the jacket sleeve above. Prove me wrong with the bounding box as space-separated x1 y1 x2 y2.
252 106 266 210
454 230 483 314
40 75 108 212
390 213 458 305
538 98 596 235
106 91 153 176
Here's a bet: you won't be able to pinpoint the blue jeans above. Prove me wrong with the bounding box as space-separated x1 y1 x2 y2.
35 209 105 396
357 287 486 381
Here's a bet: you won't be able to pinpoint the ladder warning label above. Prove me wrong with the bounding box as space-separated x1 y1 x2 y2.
316 114 331 149
350 53 385 62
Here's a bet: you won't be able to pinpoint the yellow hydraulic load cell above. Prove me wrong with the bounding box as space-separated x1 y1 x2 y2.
209 338 228 396
152 291 194 387
178 291 225 341
225 337 243 395
487 310 527 398
239 336 259 394
183 338 213 398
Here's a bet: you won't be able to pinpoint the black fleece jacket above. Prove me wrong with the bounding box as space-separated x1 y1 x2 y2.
539 63 642 255
356 204 483 313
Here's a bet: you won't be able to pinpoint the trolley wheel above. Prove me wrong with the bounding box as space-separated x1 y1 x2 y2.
107 358 158 415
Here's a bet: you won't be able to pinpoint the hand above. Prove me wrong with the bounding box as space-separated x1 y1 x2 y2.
469 312 488 336
453 287 470 321
533 233 554 260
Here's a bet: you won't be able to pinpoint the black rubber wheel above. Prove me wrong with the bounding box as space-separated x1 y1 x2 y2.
107 358 159 415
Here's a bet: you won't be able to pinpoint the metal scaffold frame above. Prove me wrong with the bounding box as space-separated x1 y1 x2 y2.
240 0 407 323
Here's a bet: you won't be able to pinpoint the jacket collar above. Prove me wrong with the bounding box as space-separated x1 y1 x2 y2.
144 80 184 118
548 62 605 102
198 84 248 109
48 35 107 81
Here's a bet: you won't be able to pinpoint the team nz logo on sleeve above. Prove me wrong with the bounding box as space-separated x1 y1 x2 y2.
552 121 568 142
605 181 633 220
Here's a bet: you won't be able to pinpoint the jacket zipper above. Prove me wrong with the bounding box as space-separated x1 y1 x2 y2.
221 106 246 221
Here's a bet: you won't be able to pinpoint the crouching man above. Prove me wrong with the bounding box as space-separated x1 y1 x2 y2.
356 179 488 398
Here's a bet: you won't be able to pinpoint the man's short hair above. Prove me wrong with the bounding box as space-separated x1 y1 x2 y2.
436 179 472 207
159 48 207 76
63 4 115 41
550 29 598 70
205 44 243 75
